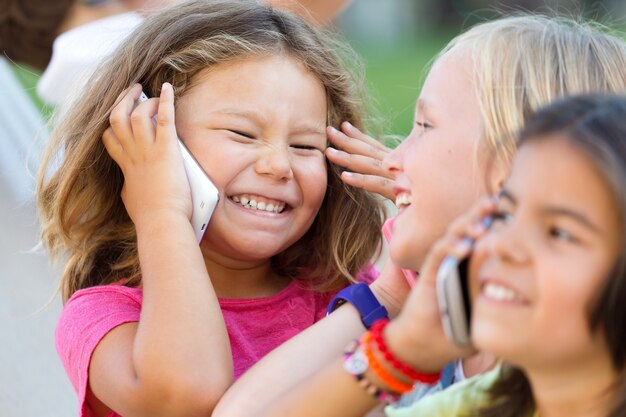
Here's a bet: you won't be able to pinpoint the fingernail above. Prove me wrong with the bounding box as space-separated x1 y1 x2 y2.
457 238 472 253
327 147 338 153
328 126 338 134
162 82 170 92
342 171 353 178
343 121 354 130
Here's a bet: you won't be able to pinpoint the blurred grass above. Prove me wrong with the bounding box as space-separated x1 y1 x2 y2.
349 30 456 138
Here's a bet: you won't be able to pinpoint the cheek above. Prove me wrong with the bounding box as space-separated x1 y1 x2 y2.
537 260 604 327
297 157 328 207
191 139 246 186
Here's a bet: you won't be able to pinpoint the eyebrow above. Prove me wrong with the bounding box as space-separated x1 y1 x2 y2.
209 108 326 136
498 188 602 234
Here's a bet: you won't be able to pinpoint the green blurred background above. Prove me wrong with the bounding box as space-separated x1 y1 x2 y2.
338 0 626 137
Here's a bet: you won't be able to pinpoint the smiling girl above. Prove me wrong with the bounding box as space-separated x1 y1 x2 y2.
258 93 626 417
36 1 382 416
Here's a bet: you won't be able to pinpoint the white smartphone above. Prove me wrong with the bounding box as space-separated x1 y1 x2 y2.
436 216 493 347
138 91 219 242
436 252 473 346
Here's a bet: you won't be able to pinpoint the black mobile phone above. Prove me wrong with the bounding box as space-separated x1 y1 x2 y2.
137 91 219 242
436 216 492 346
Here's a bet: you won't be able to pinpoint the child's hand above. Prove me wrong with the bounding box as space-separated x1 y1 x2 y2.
102 83 192 230
325 122 395 201
384 197 497 373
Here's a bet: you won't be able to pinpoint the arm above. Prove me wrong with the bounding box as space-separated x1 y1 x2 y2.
226 199 497 417
212 260 409 417
91 83 232 417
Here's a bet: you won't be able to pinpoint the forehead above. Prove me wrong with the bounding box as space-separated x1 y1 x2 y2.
509 135 621 233
418 47 480 123
186 54 320 91
180 54 326 106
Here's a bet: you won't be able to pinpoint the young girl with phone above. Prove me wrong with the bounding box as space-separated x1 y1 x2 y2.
260 93 626 417
37 1 382 416
213 14 626 417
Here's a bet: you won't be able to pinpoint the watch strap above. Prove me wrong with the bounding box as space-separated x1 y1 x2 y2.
326 283 388 329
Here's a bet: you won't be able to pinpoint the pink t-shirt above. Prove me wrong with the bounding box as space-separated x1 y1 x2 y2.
56 267 378 417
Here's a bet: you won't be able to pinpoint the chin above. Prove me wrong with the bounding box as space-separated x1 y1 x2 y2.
471 322 519 361
389 239 424 271
231 242 289 261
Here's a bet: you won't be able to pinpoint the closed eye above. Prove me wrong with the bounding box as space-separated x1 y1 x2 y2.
291 144 322 151
229 129 255 139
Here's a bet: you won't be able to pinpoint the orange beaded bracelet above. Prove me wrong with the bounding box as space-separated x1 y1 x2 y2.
371 319 441 384
360 331 414 394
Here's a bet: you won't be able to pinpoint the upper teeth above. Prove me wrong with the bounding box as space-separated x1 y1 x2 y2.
395 193 412 208
231 194 286 213
482 283 521 302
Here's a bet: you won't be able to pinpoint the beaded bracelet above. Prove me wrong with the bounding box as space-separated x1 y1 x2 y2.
371 319 441 385
360 331 414 394
343 341 401 404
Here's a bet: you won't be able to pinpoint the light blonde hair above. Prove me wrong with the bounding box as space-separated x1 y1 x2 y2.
38 0 384 302
440 14 626 170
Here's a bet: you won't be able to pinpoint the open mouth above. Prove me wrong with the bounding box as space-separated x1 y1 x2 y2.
395 192 412 209
230 194 288 214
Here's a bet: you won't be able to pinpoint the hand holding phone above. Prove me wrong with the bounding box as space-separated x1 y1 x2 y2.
137 91 219 242
436 216 493 347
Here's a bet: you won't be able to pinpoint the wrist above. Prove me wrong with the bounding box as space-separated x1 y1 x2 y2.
133 210 193 237
384 319 445 374
326 283 388 329
370 279 405 318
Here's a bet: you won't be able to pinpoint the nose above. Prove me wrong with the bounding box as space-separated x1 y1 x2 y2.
383 138 408 178
255 144 294 181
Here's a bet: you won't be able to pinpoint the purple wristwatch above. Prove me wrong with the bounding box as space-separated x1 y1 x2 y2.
326 283 388 329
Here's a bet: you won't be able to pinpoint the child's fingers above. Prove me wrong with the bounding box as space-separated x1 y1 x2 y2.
339 171 395 201
129 96 159 151
154 83 178 148
327 125 389 160
340 121 389 151
419 234 472 288
108 85 143 151
326 146 389 178
102 127 125 168
420 198 497 288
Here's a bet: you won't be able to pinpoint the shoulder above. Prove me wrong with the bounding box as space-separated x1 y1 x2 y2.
55 285 142 414
385 367 501 417
55 285 143 386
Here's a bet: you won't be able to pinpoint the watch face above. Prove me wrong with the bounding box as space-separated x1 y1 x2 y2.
344 347 368 375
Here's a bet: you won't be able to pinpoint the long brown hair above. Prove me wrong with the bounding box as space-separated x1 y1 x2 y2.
37 0 383 302
480 94 626 417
